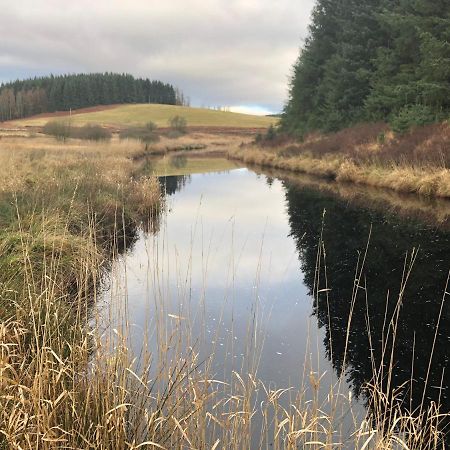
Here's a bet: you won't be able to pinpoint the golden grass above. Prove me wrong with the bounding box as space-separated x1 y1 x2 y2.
0 133 164 300
229 146 450 199
0 131 246 188
6 104 278 129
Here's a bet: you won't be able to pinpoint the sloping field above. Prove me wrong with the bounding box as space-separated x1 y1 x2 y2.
7 104 278 128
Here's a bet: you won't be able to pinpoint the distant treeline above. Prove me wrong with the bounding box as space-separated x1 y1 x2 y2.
0 73 178 121
282 0 450 134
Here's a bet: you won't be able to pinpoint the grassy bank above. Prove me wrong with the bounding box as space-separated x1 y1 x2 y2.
0 133 163 309
229 122 450 198
254 166 450 228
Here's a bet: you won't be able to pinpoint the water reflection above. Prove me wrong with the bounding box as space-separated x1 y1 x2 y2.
284 181 450 415
158 174 191 196
104 168 450 443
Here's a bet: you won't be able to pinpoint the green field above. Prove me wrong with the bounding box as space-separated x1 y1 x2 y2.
11 104 278 128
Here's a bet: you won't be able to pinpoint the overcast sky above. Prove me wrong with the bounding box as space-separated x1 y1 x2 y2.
0 0 315 114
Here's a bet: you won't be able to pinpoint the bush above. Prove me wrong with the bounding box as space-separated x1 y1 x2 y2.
169 155 187 169
42 121 71 141
253 124 291 148
168 116 187 135
266 124 277 141
144 121 157 133
390 105 439 134
42 122 112 141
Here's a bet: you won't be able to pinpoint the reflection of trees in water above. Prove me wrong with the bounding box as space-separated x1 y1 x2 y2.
284 181 450 416
158 175 191 196
169 155 188 169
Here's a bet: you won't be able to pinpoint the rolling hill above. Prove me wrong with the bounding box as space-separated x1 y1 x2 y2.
7 104 277 129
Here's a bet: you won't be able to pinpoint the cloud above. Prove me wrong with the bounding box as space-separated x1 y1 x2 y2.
0 0 315 112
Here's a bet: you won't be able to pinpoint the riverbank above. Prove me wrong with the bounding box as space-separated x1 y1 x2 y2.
0 132 165 447
229 121 450 198
0 130 448 448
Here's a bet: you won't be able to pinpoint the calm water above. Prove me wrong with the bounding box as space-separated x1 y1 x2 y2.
101 167 450 436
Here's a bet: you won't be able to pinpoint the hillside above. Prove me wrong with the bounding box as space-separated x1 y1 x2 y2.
6 104 277 129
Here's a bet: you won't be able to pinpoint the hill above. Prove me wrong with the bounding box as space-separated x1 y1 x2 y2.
6 104 277 129
0 73 177 121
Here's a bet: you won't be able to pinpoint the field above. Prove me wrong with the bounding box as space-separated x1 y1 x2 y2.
4 103 278 129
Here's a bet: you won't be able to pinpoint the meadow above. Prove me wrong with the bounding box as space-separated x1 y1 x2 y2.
5 104 278 129
0 129 448 449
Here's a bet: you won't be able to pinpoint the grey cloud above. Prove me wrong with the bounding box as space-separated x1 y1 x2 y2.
0 0 315 112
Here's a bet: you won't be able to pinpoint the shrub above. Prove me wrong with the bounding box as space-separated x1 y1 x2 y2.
42 121 71 141
266 124 277 141
168 116 187 135
144 121 157 133
42 122 112 141
169 154 187 169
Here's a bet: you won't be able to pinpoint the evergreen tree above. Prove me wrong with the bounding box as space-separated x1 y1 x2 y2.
282 0 450 134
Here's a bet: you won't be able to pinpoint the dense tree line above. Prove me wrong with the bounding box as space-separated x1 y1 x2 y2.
0 73 178 121
282 0 450 134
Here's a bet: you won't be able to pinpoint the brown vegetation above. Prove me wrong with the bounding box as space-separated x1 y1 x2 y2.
230 122 450 198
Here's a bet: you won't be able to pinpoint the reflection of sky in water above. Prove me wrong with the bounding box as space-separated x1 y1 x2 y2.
102 169 354 403
96 167 450 445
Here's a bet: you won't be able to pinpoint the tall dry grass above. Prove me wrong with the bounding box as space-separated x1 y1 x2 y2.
1 211 449 448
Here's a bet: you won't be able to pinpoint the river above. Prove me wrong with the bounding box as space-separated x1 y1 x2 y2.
99 163 450 446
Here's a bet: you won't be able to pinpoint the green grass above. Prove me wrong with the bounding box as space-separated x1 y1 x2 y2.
11 104 278 128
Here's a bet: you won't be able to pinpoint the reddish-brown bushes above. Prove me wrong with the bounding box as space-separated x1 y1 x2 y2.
378 122 450 168
263 121 450 169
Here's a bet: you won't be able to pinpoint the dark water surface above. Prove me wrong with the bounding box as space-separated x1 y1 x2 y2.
102 167 450 439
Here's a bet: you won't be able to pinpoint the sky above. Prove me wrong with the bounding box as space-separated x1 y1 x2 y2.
0 0 316 114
